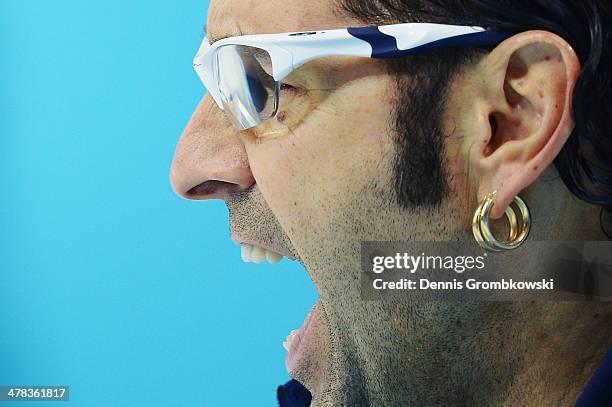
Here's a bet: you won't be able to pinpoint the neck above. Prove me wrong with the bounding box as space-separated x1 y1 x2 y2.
315 300 612 407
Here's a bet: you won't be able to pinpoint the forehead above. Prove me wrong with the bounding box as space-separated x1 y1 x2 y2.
207 0 359 39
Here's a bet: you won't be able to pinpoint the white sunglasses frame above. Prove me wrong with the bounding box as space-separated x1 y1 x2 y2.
193 22 512 129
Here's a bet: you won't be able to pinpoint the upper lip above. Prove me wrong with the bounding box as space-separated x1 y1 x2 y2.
227 184 299 260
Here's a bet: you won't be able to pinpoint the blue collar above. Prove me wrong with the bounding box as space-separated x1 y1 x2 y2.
277 379 312 407
277 348 612 407
575 348 612 406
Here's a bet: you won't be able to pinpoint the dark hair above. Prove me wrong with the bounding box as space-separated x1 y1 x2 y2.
337 0 612 220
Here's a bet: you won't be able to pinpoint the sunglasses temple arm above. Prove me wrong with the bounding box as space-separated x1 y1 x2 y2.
285 26 511 73
347 25 512 59
284 30 373 73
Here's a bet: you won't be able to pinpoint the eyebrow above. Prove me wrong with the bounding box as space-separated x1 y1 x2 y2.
207 34 231 45
204 25 242 45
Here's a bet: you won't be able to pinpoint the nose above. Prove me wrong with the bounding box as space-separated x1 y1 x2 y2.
170 95 255 200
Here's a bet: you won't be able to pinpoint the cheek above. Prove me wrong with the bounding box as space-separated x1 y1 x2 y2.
245 78 396 237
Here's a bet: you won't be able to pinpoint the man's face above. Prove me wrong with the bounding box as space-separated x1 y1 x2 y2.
171 0 468 403
170 0 611 403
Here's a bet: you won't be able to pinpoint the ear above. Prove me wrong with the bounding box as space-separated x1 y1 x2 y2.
468 30 580 219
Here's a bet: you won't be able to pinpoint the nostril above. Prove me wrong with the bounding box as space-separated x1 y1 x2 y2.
186 180 242 199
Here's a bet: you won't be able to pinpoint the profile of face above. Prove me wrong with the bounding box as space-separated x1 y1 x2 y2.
170 0 612 405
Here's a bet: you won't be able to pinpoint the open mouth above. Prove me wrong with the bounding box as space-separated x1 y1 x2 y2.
227 184 322 383
232 236 320 378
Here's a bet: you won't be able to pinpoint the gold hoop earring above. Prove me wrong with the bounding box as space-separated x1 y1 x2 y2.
472 191 531 252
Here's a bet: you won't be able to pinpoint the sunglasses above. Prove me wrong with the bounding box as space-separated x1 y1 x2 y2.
193 23 511 130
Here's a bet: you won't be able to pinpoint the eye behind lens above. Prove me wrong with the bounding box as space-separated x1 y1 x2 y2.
216 44 279 128
246 74 269 113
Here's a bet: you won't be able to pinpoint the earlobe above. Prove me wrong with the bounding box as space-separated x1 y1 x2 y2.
469 30 581 219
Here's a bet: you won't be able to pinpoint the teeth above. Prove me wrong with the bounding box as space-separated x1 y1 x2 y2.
241 244 253 262
240 243 284 265
251 246 266 264
283 329 299 351
266 251 282 264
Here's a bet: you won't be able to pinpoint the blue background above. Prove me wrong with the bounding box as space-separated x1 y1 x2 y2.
0 1 317 406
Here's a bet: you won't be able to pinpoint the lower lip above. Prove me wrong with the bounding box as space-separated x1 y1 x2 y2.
285 301 319 373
